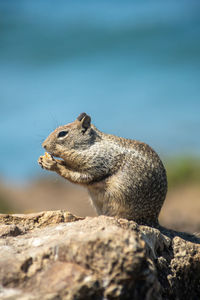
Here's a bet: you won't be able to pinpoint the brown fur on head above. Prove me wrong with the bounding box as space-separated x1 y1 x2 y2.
42 113 98 159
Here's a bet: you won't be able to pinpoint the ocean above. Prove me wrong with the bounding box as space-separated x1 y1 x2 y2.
0 0 200 181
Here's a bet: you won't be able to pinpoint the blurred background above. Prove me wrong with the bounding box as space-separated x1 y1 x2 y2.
0 0 200 233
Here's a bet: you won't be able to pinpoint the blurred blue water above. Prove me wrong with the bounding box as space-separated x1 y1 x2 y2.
0 0 200 181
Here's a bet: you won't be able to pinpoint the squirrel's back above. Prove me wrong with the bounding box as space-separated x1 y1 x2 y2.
87 124 167 225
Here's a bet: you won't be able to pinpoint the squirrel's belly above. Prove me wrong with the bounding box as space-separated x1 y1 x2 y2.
88 188 105 215
87 176 113 215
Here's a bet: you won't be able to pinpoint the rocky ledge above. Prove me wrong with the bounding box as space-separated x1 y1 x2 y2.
0 211 200 300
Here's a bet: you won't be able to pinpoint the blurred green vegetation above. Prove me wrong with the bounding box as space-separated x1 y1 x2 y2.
0 180 13 213
166 156 200 188
0 192 12 214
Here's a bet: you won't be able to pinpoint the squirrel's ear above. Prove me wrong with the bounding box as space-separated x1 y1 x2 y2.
77 113 91 131
77 113 87 122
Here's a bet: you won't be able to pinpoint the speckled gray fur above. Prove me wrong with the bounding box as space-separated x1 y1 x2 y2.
38 113 167 226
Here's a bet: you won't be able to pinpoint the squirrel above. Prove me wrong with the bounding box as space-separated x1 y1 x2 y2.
38 113 167 226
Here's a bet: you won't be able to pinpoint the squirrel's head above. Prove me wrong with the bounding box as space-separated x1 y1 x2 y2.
42 113 98 160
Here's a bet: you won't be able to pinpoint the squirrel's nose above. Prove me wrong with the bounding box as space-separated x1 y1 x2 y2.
42 142 47 149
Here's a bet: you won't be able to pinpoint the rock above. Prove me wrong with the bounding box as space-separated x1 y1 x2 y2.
0 211 199 300
0 210 83 231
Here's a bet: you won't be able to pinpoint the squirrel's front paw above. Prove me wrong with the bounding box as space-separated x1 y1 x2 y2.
38 152 57 171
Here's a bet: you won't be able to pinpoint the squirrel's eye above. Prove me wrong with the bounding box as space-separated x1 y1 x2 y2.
57 131 68 138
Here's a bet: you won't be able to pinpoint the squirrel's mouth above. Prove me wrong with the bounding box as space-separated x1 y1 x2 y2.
44 150 55 158
46 151 65 163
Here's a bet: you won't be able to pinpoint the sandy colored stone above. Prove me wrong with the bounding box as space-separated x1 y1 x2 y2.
0 211 199 299
0 210 83 231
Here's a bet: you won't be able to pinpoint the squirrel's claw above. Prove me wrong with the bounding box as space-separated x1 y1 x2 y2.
38 153 57 171
38 158 44 169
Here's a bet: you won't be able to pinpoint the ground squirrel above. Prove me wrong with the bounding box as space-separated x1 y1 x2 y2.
38 113 167 226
